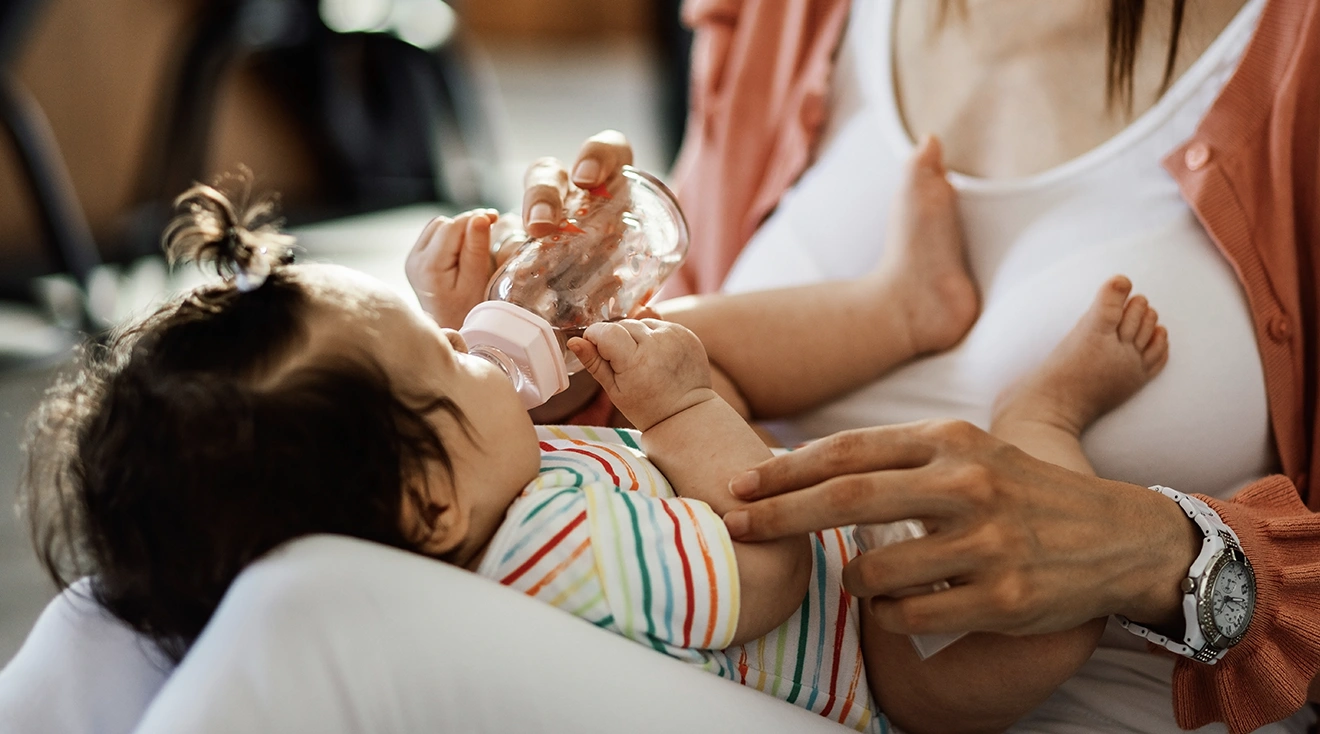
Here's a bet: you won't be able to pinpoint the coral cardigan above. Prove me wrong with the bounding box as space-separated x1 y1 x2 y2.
668 1 1320 732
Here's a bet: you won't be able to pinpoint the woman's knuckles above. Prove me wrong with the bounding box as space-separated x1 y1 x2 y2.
883 597 941 634
939 462 997 505
922 418 984 450
953 523 1013 563
842 557 879 597
987 574 1037 620
525 156 566 179
822 474 874 514
818 428 873 469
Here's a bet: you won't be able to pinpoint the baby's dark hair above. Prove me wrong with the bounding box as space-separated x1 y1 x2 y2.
20 176 463 661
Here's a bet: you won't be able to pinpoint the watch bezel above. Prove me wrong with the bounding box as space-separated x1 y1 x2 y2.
1195 544 1256 650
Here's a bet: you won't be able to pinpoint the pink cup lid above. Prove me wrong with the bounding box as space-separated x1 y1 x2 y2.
460 301 570 409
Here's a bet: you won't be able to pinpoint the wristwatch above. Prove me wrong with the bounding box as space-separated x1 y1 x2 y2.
1117 485 1256 664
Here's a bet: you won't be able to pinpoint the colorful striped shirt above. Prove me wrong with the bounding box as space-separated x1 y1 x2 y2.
477 425 885 733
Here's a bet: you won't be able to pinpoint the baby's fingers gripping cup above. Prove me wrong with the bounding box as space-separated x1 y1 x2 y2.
460 301 571 409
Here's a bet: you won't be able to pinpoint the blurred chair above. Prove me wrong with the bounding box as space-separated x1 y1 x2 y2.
0 0 104 330
653 0 691 168
125 0 497 259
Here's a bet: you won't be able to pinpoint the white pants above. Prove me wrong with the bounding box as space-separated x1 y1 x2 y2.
0 535 847 734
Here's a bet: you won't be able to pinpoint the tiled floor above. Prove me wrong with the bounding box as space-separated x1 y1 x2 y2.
0 37 665 665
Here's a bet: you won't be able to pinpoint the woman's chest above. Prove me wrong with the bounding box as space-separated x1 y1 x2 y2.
726 0 1275 498
728 120 1274 498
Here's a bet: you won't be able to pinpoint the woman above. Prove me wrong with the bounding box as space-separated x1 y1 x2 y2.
515 1 1320 732
4 2 1313 733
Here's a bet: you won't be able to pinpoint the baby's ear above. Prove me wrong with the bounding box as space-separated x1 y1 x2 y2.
419 503 470 556
402 484 470 556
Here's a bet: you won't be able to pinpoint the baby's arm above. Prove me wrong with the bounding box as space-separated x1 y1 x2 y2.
654 279 920 419
568 320 811 644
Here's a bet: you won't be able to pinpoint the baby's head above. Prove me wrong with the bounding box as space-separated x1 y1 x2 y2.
21 181 539 660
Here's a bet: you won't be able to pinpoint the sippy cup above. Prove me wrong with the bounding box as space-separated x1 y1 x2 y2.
460 300 570 410
460 166 690 408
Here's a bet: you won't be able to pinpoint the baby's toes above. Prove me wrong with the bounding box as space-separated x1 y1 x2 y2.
1134 307 1158 349
1117 295 1148 343
1085 276 1132 332
1142 327 1169 376
908 135 946 178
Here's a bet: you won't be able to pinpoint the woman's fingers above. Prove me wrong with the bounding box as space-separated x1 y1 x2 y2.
730 423 945 501
841 534 978 600
724 467 957 542
571 129 634 188
865 584 997 635
520 130 634 237
522 157 569 238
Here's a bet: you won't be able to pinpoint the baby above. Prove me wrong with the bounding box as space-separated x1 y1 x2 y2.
21 141 1165 734
408 137 1169 732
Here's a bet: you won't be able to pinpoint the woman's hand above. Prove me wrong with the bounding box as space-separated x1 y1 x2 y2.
721 420 1201 637
522 129 633 238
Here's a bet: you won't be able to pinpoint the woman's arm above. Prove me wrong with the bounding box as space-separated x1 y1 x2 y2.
1172 478 1320 732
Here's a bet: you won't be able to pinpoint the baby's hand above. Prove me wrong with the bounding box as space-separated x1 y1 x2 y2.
568 319 715 431
405 209 501 329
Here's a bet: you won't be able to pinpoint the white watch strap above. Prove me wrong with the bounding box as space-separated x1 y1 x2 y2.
1116 485 1237 664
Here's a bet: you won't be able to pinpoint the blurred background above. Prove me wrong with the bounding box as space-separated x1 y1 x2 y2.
0 0 688 663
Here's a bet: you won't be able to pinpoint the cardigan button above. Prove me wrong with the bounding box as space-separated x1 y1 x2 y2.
1185 143 1211 171
1268 315 1292 342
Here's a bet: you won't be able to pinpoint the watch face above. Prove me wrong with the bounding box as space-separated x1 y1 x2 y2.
1210 560 1256 639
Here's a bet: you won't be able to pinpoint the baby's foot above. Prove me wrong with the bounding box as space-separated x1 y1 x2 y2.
872 135 980 356
993 276 1169 438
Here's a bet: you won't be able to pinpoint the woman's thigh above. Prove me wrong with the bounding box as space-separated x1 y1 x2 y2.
133 535 845 734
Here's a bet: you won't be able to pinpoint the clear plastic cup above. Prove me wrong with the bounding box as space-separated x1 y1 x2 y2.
484 166 689 372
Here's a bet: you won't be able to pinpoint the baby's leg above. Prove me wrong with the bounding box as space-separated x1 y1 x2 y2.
990 275 1169 476
865 135 981 358
657 136 979 418
863 276 1167 732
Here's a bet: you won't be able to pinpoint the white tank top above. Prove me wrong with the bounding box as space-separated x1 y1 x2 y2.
724 1 1313 732
725 0 1274 501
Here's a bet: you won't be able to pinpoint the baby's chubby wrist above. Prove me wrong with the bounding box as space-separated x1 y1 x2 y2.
629 387 723 434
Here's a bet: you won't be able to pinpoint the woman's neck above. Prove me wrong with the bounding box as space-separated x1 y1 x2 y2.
893 0 1252 178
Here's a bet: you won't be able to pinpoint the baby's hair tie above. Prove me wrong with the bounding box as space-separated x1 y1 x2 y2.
162 173 297 289
234 246 272 293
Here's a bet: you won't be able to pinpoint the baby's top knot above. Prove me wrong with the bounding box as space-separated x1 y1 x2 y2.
162 170 296 292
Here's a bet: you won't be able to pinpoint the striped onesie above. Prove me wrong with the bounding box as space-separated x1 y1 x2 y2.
476 425 886 733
